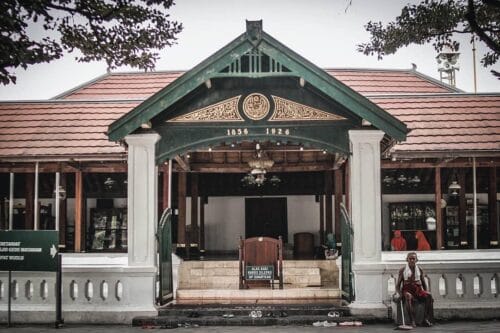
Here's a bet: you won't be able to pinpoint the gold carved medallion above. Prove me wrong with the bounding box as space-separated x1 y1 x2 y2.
270 96 346 121
242 93 270 120
167 96 242 122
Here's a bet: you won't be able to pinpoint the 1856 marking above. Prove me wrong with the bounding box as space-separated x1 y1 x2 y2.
226 128 249 136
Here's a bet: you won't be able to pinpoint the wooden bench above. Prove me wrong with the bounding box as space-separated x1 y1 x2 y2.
239 236 283 289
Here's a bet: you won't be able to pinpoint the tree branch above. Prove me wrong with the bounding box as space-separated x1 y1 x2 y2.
466 0 500 53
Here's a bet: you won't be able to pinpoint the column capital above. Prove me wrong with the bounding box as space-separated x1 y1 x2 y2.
125 132 160 146
348 130 385 143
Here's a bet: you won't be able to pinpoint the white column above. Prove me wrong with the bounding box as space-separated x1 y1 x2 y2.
348 129 386 314
125 133 160 267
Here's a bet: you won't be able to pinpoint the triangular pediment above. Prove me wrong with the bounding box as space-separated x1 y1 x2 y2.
108 21 407 160
270 96 346 122
168 96 243 122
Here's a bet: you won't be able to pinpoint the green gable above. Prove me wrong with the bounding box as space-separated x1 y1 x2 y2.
108 21 407 161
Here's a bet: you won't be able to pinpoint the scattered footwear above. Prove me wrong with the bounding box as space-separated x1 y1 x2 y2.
422 319 433 327
327 311 340 318
338 321 363 326
312 321 337 327
324 321 337 327
249 310 263 318
279 310 288 317
159 324 176 329
222 313 234 318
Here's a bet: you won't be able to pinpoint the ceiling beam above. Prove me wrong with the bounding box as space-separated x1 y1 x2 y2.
0 162 127 173
382 158 500 169
174 162 335 173
174 155 191 171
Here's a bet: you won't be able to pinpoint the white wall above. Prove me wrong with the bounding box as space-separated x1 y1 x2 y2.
286 196 321 246
204 197 245 251
201 195 322 251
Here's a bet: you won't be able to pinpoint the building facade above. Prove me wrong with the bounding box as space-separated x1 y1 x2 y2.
0 22 499 322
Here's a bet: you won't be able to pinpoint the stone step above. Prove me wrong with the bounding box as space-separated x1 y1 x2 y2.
180 268 322 288
179 260 339 270
133 303 387 328
178 276 239 289
185 266 323 276
157 303 350 317
181 260 239 269
175 287 342 304
178 260 338 289
133 314 384 328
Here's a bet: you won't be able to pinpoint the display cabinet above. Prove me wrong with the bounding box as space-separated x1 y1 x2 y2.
445 206 459 247
87 208 127 252
389 202 436 250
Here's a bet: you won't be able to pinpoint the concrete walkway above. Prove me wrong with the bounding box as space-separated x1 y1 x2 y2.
2 321 500 333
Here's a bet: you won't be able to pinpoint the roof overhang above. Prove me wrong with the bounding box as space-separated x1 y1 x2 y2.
108 21 408 161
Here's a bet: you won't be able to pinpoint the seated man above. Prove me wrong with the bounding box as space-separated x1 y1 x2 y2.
396 252 434 327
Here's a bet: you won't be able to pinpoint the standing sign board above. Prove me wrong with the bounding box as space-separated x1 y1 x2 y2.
0 230 61 327
246 265 274 280
0 231 58 272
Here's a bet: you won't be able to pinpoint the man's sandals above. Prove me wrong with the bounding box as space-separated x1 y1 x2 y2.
422 319 433 327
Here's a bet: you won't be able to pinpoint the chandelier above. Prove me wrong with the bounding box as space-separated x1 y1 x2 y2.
383 173 421 188
241 143 281 187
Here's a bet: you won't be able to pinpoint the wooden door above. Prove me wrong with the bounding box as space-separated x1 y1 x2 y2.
245 198 288 242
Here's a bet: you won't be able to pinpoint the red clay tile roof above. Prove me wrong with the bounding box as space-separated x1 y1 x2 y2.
0 101 139 160
325 69 457 95
0 69 496 161
58 71 184 100
370 94 500 156
57 68 456 100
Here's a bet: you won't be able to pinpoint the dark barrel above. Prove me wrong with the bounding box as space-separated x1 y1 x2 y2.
293 232 314 259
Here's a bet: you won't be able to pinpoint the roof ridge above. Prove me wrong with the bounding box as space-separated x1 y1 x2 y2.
368 92 500 98
324 67 413 72
0 99 145 104
411 70 463 93
105 69 187 75
51 72 112 100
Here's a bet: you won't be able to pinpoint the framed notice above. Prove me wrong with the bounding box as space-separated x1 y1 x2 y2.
245 265 274 280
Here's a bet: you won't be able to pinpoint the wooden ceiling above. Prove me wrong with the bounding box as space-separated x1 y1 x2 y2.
171 141 346 173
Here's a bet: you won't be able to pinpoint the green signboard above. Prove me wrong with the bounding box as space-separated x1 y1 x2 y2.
0 231 59 272
246 265 274 280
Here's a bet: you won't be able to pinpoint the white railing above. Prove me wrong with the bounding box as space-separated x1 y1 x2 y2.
0 253 156 323
382 250 500 318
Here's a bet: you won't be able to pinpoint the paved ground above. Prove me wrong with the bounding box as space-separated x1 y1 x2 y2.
1 321 500 333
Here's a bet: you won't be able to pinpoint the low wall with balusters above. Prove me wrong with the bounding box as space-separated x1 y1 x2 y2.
0 253 157 324
382 251 500 319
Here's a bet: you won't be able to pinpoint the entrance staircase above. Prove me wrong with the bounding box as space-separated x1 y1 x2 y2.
132 260 387 327
176 260 340 304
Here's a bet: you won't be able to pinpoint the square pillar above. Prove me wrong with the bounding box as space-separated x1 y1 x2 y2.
125 133 160 267
348 130 386 314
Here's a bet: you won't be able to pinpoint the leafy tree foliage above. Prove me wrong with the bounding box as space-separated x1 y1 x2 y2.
0 0 183 85
358 0 500 72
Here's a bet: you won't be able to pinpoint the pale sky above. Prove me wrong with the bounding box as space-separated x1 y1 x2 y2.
0 0 498 100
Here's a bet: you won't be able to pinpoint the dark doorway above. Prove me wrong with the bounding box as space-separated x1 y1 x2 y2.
245 198 288 242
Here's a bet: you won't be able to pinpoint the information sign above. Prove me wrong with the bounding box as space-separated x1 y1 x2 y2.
0 231 58 272
245 265 274 280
